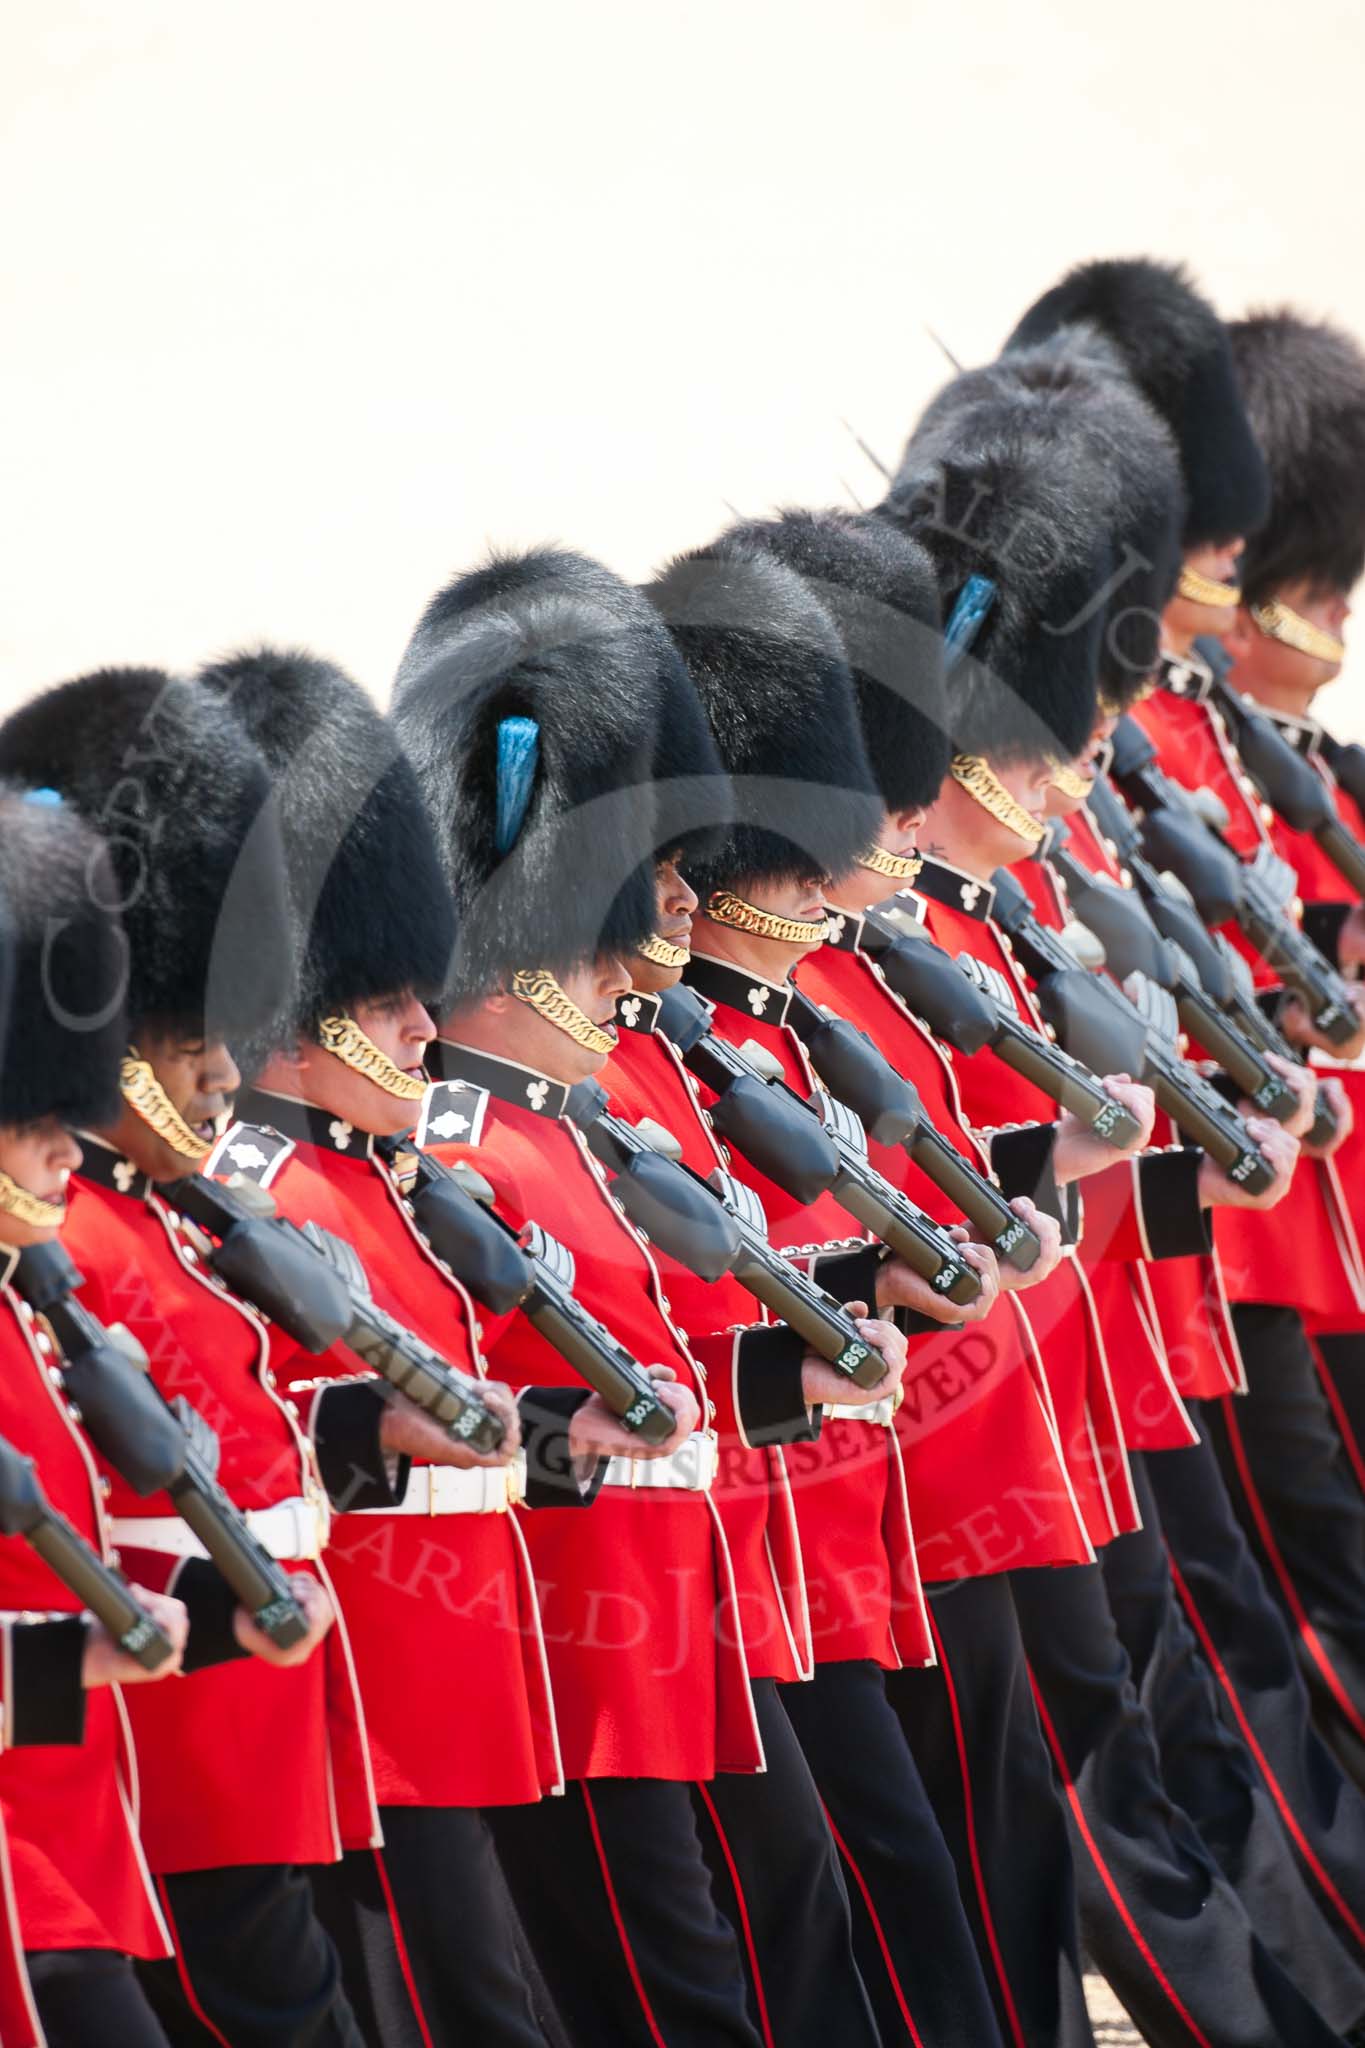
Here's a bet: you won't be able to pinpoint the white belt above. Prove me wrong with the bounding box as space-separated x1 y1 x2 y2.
353 1459 526 1517
600 1432 717 1493
834 1397 897 1427
112 1497 328 1563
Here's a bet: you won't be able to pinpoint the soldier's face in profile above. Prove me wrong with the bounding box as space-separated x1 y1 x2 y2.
0 1116 81 1246
107 1025 241 1181
632 855 698 994
319 994 437 1137
1224 581 1350 715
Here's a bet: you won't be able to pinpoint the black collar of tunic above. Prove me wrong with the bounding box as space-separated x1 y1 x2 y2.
910 858 996 922
426 1040 569 1122
682 953 795 1026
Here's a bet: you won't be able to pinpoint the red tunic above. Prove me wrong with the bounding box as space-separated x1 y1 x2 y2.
0 1277 168 1973
905 878 1139 1546
673 961 937 1669
796 936 1093 1580
61 1161 376 1871
604 1016 811 1682
426 1045 764 1780
219 1102 561 1813
1249 707 1365 1339
1134 681 1365 1324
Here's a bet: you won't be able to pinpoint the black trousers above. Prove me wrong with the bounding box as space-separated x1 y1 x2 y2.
488 1778 762 2048
1211 1304 1365 1789
692 1678 880 2046
28 1948 171 2048
137 1864 363 2048
780 1652 1007 2048
888 1577 1092 2048
309 1808 555 2048
1142 1419 1365 1961
1102 1451 1365 2026
1011 1557 1348 2048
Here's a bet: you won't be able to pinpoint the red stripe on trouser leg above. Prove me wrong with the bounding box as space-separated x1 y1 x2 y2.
154 1877 234 2048
1308 1337 1365 1501
925 1606 1028 2048
580 1782 669 2048
1024 1669 1214 2048
695 1782 775 2048
1218 1393 1365 1749
1166 1545 1365 1951
819 1807 925 2048
371 1850 436 2048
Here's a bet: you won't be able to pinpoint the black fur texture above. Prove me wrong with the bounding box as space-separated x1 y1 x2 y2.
198 646 455 1050
1005 257 1270 547
910 334 1184 709
646 537 882 895
883 392 1112 761
393 550 673 998
0 785 127 1128
728 509 951 810
1230 311 1365 604
0 669 292 1045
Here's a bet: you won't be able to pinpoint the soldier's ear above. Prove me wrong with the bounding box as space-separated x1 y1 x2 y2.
1224 607 1258 665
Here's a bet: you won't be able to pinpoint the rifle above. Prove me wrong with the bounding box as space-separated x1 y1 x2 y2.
560 1076 889 1389
1088 776 1340 1147
1044 835 1298 1121
849 904 1146 1146
989 870 1276 1194
12 1243 311 1649
0 1433 177 1671
1208 677 1365 899
368 1139 678 1444
778 985 1041 1271
163 1176 506 1455
658 984 982 1306
1322 733 1365 815
1109 717 1360 1046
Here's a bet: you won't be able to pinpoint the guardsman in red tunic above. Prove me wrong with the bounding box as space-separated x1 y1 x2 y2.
0 669 389 2045
195 643 656 2048
1016 261 1365 1810
393 547 906 2048
647 528 1088 2048
0 787 189 2048
884 349 1354 2046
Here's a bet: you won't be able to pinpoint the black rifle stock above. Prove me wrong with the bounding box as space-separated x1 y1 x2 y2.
1209 679 1365 900
563 1077 888 1389
164 1176 506 1456
12 1243 310 1649
1109 717 1359 1045
852 910 1145 1146
991 870 1276 1194
781 987 1041 1271
657 986 982 1305
369 1140 678 1444
0 1434 176 1671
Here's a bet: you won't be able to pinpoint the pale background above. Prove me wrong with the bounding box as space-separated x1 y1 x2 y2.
5 0 1365 738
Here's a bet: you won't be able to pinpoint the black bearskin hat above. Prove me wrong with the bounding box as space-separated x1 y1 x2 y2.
392 549 678 998
882 391 1112 761
0 785 128 1128
646 537 882 895
1229 311 1365 605
1004 258 1270 547
198 646 455 1053
908 333 1185 710
727 509 952 811
0 669 292 1047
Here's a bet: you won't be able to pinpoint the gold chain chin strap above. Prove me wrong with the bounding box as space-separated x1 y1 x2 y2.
949 755 1046 846
1178 565 1242 609
0 1170 66 1229
1250 599 1346 665
1049 762 1094 802
705 890 831 945
509 970 617 1056
638 933 691 969
862 844 924 883
316 1015 428 1102
120 1051 214 1160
